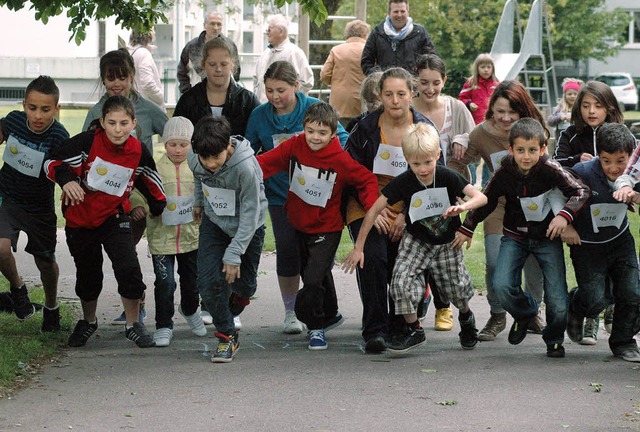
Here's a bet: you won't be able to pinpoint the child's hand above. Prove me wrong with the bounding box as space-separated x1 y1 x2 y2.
373 209 392 235
130 206 147 221
223 264 240 284
560 224 581 246
193 206 203 224
546 215 568 239
613 186 635 203
579 153 593 162
451 143 467 160
389 212 405 242
342 248 364 274
62 182 85 206
451 231 472 250
469 102 478 112
443 201 466 218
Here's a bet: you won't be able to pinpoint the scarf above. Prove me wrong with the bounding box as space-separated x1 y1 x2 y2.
383 17 414 52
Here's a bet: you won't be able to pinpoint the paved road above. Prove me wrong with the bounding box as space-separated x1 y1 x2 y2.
0 230 639 431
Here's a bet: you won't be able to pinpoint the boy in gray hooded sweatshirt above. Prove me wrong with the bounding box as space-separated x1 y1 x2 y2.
188 116 267 363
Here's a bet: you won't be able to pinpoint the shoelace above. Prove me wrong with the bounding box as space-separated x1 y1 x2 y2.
309 330 324 342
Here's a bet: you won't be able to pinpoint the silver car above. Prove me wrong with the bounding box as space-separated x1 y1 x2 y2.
594 72 638 111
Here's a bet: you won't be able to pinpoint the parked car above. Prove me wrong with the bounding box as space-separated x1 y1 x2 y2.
594 72 638 112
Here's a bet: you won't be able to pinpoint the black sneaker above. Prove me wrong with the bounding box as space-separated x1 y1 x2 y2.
125 322 155 348
365 335 387 354
68 319 98 347
10 285 35 320
458 312 478 350
41 306 61 332
324 312 345 332
228 293 250 316
212 332 239 363
547 343 565 358
566 308 584 343
387 326 426 354
508 317 532 345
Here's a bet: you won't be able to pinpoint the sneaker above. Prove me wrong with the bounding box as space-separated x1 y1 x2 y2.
212 332 239 363
179 306 207 336
508 317 531 345
604 304 614 334
418 293 432 322
324 312 344 332
365 335 386 354
229 293 250 316
547 343 565 358
308 329 328 350
527 310 545 334
201 310 213 325
283 310 303 334
234 315 242 331
478 312 507 341
111 311 126 325
41 305 61 332
580 317 599 346
614 347 640 363
68 319 98 347
458 312 478 350
125 322 155 348
434 306 454 331
153 327 173 347
10 285 35 320
387 326 426 354
566 309 584 343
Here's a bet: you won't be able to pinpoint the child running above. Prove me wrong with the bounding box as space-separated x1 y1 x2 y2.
456 118 590 358
547 78 582 140
45 95 166 348
0 76 69 330
257 102 379 351
188 116 267 363
344 122 487 354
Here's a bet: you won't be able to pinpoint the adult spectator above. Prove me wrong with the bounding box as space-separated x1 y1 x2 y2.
320 19 370 127
253 14 314 103
177 11 241 94
128 29 165 111
361 0 435 76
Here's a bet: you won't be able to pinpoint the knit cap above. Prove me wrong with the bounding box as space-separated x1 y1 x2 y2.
162 116 194 143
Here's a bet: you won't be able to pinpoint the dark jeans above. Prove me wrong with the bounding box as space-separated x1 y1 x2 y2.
153 250 199 329
197 216 265 334
294 231 341 330
569 230 640 352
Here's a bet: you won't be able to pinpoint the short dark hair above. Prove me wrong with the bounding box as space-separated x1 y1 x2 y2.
303 102 338 134
191 116 232 158
25 75 60 103
596 123 636 155
508 118 546 148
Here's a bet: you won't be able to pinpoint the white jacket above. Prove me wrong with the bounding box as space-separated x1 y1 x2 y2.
129 44 165 112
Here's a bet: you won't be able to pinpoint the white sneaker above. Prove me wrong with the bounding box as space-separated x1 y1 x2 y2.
201 310 213 325
234 315 242 330
179 306 207 337
283 310 303 334
153 328 173 347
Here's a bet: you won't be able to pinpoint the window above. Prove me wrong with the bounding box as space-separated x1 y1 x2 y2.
633 11 640 44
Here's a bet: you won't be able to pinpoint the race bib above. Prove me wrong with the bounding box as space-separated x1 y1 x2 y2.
289 164 336 208
519 191 551 222
489 150 510 171
372 143 407 177
86 156 133 197
408 187 450 222
590 203 626 233
202 184 235 216
162 194 195 226
271 133 295 149
3 136 45 178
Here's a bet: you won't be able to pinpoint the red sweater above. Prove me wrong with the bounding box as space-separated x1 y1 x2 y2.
257 133 378 234
45 129 166 229
458 77 499 124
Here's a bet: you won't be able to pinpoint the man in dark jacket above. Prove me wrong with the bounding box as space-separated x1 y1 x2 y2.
361 0 435 76
177 11 241 94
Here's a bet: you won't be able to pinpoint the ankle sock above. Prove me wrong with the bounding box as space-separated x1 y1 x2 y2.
282 294 296 312
459 310 472 322
408 320 421 330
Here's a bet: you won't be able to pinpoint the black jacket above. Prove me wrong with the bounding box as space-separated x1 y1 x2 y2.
553 124 599 167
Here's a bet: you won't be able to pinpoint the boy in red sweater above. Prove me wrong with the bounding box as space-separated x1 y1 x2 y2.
257 102 378 350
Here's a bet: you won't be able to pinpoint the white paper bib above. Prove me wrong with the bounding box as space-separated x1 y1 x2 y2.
86 156 133 197
372 143 407 177
519 191 552 222
202 184 236 216
289 164 336 208
489 150 510 171
3 136 45 178
590 203 626 233
271 133 295 149
162 194 195 226
408 187 450 222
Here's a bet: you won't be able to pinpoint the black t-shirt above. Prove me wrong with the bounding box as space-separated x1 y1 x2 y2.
382 165 469 244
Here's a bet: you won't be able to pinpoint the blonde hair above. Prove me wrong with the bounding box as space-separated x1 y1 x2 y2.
344 19 370 39
402 122 440 160
468 53 496 89
559 77 583 112
360 71 383 111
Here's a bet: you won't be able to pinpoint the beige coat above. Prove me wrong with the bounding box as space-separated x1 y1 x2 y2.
320 37 367 119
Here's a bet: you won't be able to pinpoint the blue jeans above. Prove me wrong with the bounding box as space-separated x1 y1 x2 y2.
153 250 199 330
569 230 640 352
493 236 568 345
197 216 265 334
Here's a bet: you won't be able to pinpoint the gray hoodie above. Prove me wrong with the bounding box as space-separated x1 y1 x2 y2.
188 136 267 265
